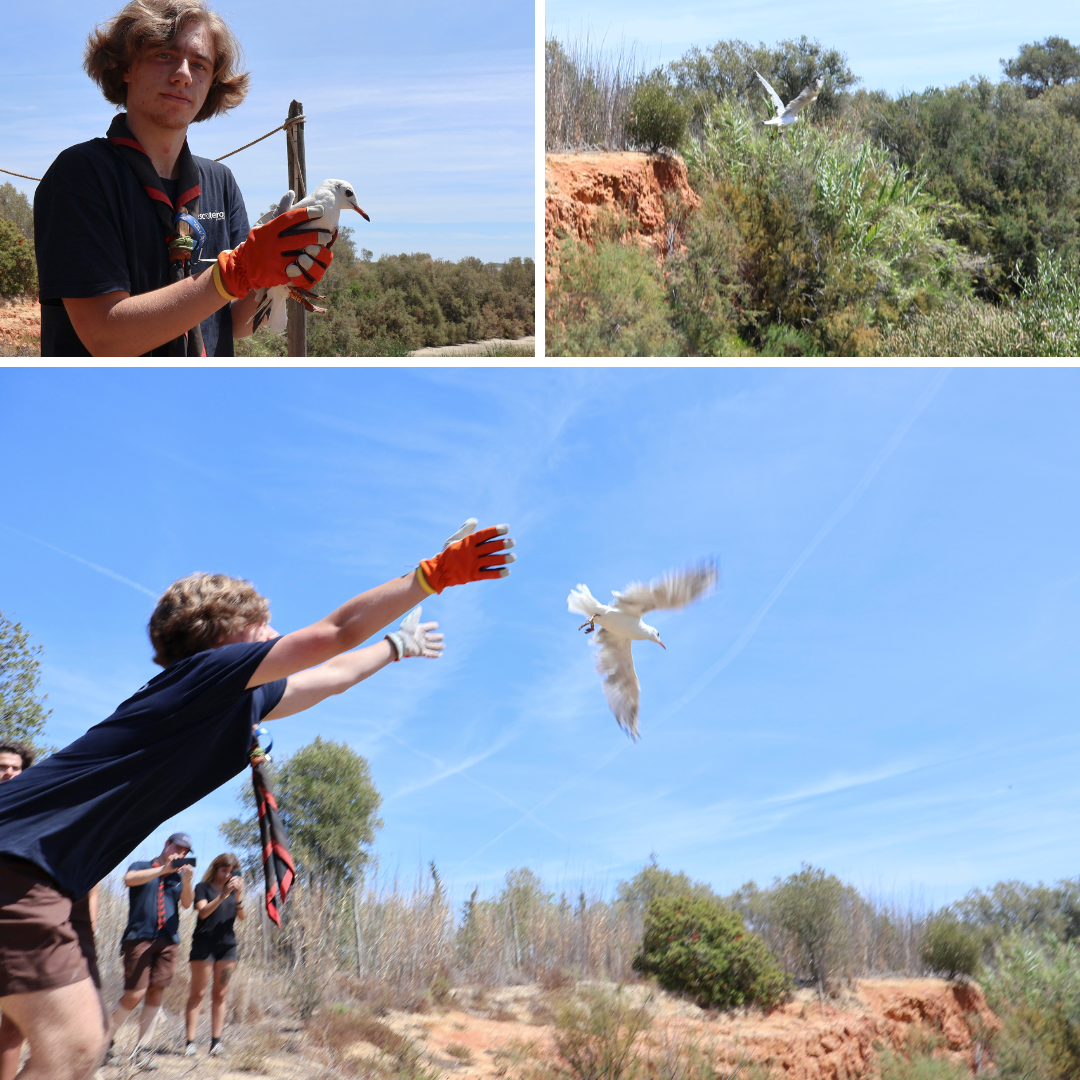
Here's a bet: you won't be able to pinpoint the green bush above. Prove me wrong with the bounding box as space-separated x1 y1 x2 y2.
546 223 678 356
771 865 852 992
632 895 791 1011
625 75 690 153
0 218 36 298
984 935 1080 1080
919 915 982 980
876 1047 971 1080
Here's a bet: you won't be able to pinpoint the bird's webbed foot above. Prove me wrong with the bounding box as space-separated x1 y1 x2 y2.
287 285 328 314
578 617 599 633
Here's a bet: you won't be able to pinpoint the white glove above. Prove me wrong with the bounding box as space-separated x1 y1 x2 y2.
385 607 444 661
444 518 478 549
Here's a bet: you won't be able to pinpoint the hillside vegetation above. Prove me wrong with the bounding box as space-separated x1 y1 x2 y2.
545 35 1080 356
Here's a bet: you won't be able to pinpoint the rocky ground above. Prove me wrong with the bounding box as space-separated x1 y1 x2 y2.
86 978 998 1080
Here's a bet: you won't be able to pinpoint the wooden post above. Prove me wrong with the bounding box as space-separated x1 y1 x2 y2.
286 99 307 357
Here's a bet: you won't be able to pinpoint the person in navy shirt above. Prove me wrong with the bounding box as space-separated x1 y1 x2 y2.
34 0 333 357
0 517 514 1080
103 834 196 1070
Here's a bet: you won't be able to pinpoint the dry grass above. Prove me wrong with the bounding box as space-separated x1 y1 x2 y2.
546 37 647 152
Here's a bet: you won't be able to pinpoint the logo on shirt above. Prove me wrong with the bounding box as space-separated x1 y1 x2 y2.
198 211 226 220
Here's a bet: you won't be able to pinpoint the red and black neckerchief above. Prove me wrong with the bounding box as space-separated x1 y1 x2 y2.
150 857 168 930
106 113 208 357
249 744 295 927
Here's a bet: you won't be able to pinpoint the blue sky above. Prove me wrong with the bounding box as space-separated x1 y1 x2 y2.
2 367 1079 910
0 0 532 262
545 0 1075 98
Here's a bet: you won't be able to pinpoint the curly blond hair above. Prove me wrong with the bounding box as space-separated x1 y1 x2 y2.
84 0 250 122
149 573 269 667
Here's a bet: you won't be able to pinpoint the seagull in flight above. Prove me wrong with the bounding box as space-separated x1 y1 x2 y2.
568 563 718 739
754 70 824 128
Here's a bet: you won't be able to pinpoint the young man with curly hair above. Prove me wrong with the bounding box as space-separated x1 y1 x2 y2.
34 0 334 357
0 520 514 1080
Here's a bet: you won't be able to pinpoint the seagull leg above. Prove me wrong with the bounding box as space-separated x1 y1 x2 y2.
578 616 600 633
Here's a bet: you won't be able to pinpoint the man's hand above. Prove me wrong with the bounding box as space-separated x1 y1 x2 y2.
215 205 334 299
417 522 515 594
179 863 195 885
161 852 183 875
385 608 444 660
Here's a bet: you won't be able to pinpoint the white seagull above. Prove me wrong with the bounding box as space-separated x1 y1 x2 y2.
754 70 824 128
568 563 718 739
251 178 370 334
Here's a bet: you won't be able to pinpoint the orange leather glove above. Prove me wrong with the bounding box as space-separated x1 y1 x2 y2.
416 522 515 594
214 206 334 299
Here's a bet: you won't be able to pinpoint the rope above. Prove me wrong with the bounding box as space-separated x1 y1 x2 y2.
214 113 305 162
1 113 307 181
0 167 42 182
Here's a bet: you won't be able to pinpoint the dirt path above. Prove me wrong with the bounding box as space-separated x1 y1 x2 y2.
0 296 39 355
409 337 535 357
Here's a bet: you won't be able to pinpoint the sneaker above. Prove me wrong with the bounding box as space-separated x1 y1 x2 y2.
134 1049 158 1072
184 1042 198 1058
208 1042 223 1058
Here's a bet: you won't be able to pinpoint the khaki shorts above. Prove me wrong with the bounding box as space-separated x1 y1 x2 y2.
122 938 178 991
0 854 100 997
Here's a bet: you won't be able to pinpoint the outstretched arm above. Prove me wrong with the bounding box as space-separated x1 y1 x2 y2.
246 521 513 688
264 612 444 719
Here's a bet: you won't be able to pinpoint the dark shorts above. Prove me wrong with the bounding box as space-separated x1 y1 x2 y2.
0 854 100 997
189 939 238 963
122 938 178 991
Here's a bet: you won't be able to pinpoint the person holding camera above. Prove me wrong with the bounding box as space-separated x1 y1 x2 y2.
183 853 245 1057
105 834 195 1070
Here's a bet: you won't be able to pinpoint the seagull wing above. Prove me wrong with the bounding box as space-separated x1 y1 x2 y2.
594 629 640 739
754 70 786 118
568 584 614 618
782 76 824 119
613 563 718 615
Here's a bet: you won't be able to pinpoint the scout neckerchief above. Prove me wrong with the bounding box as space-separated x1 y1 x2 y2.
150 857 168 930
249 736 295 927
106 113 207 357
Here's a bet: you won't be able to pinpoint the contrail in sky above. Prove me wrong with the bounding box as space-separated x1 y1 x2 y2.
655 367 952 723
1 525 158 598
457 369 951 869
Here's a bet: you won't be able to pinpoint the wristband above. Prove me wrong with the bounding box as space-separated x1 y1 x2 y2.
415 565 437 595
212 260 241 301
385 632 405 661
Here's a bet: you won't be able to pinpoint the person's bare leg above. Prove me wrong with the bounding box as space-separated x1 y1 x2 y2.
0 979 106 1080
209 962 236 1039
109 987 148 1039
135 986 164 1049
185 962 212 1041
0 1013 24 1080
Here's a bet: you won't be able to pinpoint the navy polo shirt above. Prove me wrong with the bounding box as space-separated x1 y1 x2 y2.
34 137 250 357
123 861 185 944
0 640 285 899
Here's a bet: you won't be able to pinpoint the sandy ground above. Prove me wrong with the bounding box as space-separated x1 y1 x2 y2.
72 978 997 1080
409 337 536 357
0 296 39 355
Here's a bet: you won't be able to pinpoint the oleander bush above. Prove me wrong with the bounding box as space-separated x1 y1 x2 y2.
633 895 791 1010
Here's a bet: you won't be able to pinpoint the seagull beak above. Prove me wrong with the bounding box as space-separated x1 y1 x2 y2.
350 200 370 222
657 639 666 649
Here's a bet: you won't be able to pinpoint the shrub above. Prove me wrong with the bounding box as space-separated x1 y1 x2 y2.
632 895 791 1010
919 915 981 980
625 74 690 153
876 1046 971 1080
770 865 852 992
0 218 36 298
546 226 677 356
552 986 651 1080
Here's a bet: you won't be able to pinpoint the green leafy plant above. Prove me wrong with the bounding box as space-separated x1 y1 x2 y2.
919 915 982 980
633 895 791 1010
625 74 691 153
0 218 36 298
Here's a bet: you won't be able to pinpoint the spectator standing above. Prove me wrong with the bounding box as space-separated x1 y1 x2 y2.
184 853 244 1057
106 834 195 1070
